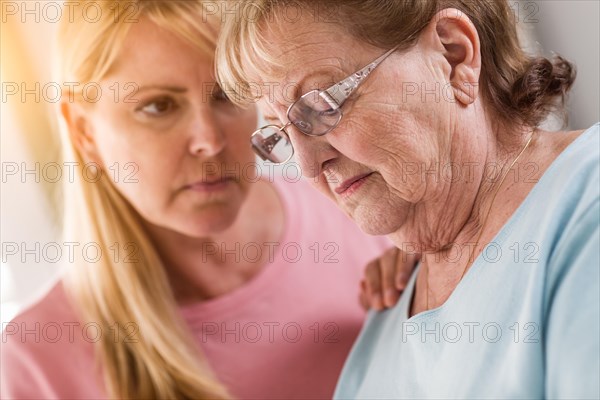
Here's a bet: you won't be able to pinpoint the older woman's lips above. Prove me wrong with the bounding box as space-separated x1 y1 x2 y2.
186 178 233 192
335 172 374 196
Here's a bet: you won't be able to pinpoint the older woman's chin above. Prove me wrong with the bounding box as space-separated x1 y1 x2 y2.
348 208 404 237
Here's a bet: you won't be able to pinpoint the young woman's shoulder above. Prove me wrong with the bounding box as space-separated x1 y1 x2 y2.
1 280 103 399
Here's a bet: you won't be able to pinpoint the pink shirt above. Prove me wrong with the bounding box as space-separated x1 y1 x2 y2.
1 178 391 399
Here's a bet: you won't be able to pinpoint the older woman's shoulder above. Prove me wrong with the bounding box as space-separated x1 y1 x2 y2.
540 129 599 393
554 123 599 167
549 124 598 219
538 123 599 288
564 123 599 165
543 124 599 202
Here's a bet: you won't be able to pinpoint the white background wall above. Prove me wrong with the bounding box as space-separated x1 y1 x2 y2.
522 0 600 129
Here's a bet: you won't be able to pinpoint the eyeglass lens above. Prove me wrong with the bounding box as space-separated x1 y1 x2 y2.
287 90 342 136
251 125 293 164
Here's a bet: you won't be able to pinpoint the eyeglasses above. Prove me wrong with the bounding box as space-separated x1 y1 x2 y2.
251 45 400 164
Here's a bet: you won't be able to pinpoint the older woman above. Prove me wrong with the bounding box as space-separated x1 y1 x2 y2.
0 1 417 399
217 0 599 398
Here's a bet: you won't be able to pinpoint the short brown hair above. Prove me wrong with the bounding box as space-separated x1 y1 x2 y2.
217 0 576 128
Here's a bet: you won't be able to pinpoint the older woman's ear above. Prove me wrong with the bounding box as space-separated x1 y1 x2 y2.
422 8 482 106
60 101 102 164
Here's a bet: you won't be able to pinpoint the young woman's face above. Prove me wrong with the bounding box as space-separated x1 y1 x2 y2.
80 18 258 236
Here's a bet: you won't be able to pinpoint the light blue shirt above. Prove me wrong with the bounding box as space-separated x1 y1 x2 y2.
335 124 600 400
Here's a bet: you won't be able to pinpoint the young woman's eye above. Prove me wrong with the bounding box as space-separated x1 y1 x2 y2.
137 97 177 116
212 86 233 104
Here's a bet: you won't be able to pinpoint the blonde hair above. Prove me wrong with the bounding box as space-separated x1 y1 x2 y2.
217 0 575 128
57 1 230 398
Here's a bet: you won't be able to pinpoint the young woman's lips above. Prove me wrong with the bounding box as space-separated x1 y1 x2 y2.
335 172 374 197
186 178 233 192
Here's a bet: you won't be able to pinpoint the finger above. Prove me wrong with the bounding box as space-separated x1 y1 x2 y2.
359 280 370 310
380 248 401 308
364 261 384 311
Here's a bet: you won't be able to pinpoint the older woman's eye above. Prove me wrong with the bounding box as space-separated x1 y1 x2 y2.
319 108 338 116
137 97 177 116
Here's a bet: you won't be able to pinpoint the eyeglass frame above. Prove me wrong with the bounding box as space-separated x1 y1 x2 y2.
251 44 401 164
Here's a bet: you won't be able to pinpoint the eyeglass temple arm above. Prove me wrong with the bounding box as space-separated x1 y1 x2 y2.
320 45 400 109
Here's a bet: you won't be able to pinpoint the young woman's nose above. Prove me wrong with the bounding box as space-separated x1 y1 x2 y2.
188 109 227 157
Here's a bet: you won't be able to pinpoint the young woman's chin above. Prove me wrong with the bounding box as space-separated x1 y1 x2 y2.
137 193 246 239
179 204 243 236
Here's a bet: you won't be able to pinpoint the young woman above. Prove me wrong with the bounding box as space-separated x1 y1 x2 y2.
1 1 410 399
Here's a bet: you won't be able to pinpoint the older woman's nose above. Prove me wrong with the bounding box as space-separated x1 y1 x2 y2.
289 130 338 179
188 110 227 157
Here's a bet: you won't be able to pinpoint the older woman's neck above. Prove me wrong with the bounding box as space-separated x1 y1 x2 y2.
455 119 536 232
405 122 583 314
395 115 531 247
389 116 536 303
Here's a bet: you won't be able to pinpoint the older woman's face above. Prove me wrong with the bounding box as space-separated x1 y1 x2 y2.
255 18 461 236
74 18 257 236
